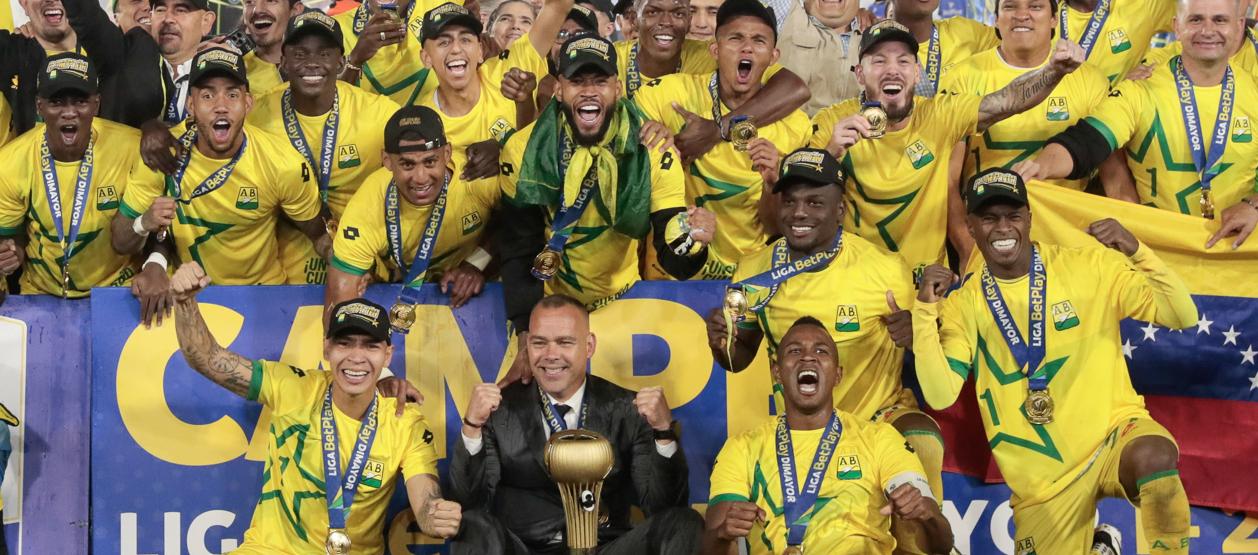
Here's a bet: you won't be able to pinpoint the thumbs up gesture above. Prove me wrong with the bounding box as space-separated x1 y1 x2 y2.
879 290 912 349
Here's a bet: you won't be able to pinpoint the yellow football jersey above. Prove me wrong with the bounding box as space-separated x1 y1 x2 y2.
243 51 286 97
1060 0 1175 83
1143 32 1258 78
330 166 499 282
120 125 321 284
499 121 687 310
633 71 810 279
941 49 1112 191
240 360 439 554
0 120 141 297
925 244 1172 503
731 232 914 419
336 0 455 106
418 32 549 171
709 411 926 555
614 38 716 98
919 17 1000 95
1083 56 1258 216
810 93 982 273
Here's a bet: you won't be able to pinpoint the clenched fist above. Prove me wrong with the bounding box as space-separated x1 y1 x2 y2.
916 264 957 304
420 498 462 538
501 68 537 102
463 383 502 435
633 386 673 431
170 262 211 302
1048 39 1085 76
141 196 177 233
713 501 763 541
687 206 716 245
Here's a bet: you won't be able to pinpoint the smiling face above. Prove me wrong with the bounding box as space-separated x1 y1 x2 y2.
995 0 1053 55
282 34 344 98
712 15 778 97
557 70 620 145
637 0 690 59
421 25 485 91
189 76 252 157
20 0 72 43
777 182 844 255
490 0 535 49
528 303 595 402
324 333 393 396
243 0 296 49
37 91 99 156
150 0 216 60
855 40 918 121
1176 0 1242 65
114 0 152 34
802 0 856 30
967 201 1032 274
772 322 840 416
384 141 451 205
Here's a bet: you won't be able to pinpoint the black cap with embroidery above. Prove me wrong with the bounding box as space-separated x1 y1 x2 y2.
38 52 98 98
568 4 600 33
773 147 845 193
327 298 392 344
420 2 484 42
859 19 919 58
188 46 248 88
965 168 1029 213
284 10 345 50
556 34 617 78
384 105 448 153
149 0 209 11
716 0 778 41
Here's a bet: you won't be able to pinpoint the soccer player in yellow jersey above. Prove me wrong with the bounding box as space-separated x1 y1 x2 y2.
250 12 402 285
113 47 329 286
706 317 953 555
890 0 999 97
328 106 499 313
634 0 810 280
336 0 453 106
415 0 568 179
912 168 1199 554
240 0 302 95
1019 0 1258 249
168 266 462 554
810 20 1084 275
0 53 140 298
1058 0 1176 83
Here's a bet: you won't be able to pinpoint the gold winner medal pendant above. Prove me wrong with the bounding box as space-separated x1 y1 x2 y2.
325 529 351 555
1200 189 1216 220
783 545 804 555
531 248 561 281
724 287 748 322
861 102 888 139
1024 389 1054 425
731 117 758 152
325 218 339 237
389 302 416 334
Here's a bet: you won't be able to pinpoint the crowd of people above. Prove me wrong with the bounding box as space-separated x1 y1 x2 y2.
0 0 1253 551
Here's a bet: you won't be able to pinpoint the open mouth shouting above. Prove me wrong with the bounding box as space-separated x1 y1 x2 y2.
249 13 276 34
55 122 80 146
208 117 233 144
735 58 754 85
879 80 905 101
795 366 821 396
445 58 470 78
42 5 65 25
572 98 604 135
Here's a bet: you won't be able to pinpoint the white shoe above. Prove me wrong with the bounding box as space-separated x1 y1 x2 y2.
1091 523 1122 555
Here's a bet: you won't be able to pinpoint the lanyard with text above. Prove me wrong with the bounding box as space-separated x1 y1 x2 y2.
321 385 380 533
542 130 599 262
39 134 95 295
707 72 725 122
625 42 680 98
775 412 842 548
166 129 249 202
538 384 588 433
387 172 452 305
924 25 942 92
282 89 340 201
980 246 1047 391
1173 56 1233 219
731 230 843 312
164 76 188 124
1058 0 1111 59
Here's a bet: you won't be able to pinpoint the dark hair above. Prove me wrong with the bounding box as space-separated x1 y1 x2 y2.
790 315 828 333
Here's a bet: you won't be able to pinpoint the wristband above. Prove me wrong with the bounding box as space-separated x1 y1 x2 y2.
1242 196 1258 211
132 216 151 237
465 247 492 271
653 421 679 441
462 416 483 429
144 252 169 272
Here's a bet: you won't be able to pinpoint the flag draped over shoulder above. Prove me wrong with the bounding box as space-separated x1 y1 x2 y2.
931 184 1258 513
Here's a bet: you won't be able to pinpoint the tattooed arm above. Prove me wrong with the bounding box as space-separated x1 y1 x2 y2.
976 39 1085 133
171 262 254 398
408 474 462 539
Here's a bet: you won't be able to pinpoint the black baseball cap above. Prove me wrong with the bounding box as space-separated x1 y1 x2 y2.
420 2 484 42
773 148 846 193
327 299 392 344
568 4 600 33
38 52 98 98
859 19 919 59
716 0 778 41
384 105 448 153
579 0 613 16
557 34 618 78
965 168 1028 213
189 46 248 88
284 11 345 50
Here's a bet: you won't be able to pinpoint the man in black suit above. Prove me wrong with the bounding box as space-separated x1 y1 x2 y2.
448 294 702 554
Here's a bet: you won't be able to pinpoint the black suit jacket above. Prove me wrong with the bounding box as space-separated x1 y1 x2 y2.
64 0 167 127
449 375 690 547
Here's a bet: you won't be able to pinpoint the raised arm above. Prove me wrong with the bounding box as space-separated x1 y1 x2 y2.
171 262 255 398
911 265 967 410
527 0 576 57
976 39 1084 133
62 0 128 78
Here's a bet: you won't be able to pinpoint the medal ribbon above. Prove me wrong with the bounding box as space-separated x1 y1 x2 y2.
626 42 643 98
1172 56 1234 200
1058 0 1111 59
320 385 380 531
542 130 599 258
164 76 188 124
776 413 842 547
924 25 941 92
39 133 95 281
980 246 1047 391
707 72 725 122
538 384 588 434
282 88 340 202
166 129 249 203
731 230 843 313
387 172 453 306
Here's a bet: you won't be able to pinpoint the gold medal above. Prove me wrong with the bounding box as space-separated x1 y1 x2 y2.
731 117 758 151
325 529 351 555
783 546 804 555
1200 188 1216 220
389 302 416 334
325 218 339 236
861 102 888 139
532 248 562 281
723 287 748 321
1024 388 1054 425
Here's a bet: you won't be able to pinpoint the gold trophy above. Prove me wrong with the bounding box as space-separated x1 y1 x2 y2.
861 101 888 139
545 429 616 554
731 116 758 152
